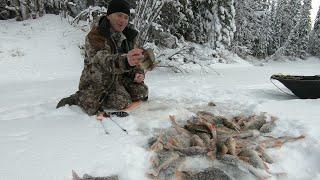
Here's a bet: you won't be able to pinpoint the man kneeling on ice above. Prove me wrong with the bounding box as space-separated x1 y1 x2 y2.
56 0 148 116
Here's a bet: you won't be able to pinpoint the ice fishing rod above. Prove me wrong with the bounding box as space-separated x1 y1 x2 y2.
108 115 128 135
96 111 129 135
99 120 110 135
96 113 110 135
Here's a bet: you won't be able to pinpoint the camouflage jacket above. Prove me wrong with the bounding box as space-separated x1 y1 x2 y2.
76 16 143 115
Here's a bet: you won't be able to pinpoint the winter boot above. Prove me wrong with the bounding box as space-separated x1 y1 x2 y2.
142 96 148 101
56 95 77 109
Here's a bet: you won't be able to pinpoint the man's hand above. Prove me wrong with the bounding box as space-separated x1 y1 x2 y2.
127 48 144 66
134 73 145 83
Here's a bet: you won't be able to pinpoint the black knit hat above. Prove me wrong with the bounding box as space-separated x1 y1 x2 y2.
107 0 130 16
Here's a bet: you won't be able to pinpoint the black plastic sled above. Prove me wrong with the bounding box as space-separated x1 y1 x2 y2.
271 74 320 99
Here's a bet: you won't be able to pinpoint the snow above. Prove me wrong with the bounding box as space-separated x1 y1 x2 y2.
1 15 320 180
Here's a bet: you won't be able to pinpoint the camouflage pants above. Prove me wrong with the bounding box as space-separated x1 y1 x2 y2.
102 81 148 110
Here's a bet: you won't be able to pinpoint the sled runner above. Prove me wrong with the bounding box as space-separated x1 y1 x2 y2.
271 74 320 99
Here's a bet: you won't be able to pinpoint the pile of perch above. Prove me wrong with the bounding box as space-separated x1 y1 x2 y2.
147 111 305 180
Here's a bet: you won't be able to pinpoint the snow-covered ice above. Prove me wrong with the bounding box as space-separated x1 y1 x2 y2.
0 15 320 180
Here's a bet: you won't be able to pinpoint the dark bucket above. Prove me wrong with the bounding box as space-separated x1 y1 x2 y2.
271 75 320 99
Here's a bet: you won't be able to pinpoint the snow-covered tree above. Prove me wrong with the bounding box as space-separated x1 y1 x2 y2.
255 8 272 57
308 6 320 56
267 0 278 55
154 0 235 49
266 0 302 56
215 0 236 48
232 0 252 55
271 0 298 51
158 0 215 45
232 0 270 57
280 0 301 47
275 0 312 58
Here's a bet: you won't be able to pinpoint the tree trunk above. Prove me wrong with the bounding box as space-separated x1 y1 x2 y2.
37 0 44 16
19 0 28 20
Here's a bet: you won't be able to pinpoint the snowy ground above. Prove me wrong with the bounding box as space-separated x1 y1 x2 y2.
1 15 320 180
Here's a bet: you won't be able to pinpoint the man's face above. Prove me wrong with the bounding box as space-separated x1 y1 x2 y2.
107 12 129 32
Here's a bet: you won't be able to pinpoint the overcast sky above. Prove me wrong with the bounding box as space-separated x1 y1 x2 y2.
311 0 320 25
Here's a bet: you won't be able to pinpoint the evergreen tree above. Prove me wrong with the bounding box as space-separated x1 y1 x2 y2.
268 0 277 55
158 0 217 45
255 11 271 57
272 0 298 50
309 6 320 56
232 0 270 57
253 0 271 57
276 0 312 57
156 0 235 49
268 0 301 56
281 0 301 46
216 0 236 48
233 0 253 53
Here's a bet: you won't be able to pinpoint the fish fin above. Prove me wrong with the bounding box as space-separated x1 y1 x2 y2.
169 115 178 126
72 170 81 180
175 171 186 180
